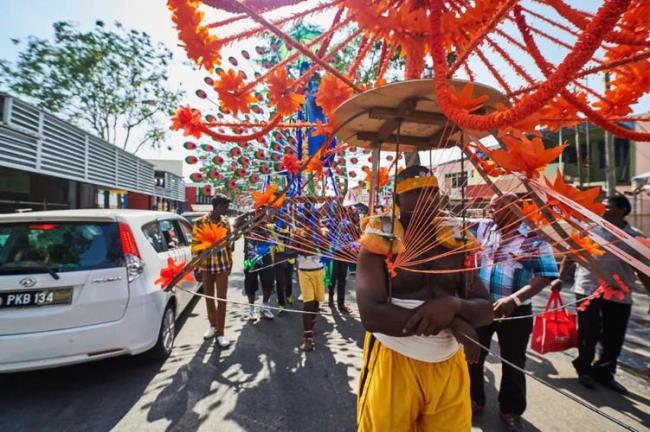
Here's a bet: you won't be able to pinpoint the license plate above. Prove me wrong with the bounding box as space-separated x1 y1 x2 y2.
0 288 73 308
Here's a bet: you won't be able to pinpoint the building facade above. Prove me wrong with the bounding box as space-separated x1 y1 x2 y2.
0 93 184 214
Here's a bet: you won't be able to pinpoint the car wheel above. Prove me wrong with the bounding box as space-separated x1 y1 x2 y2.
145 303 176 360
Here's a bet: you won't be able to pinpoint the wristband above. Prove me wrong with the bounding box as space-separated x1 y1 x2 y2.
510 294 522 307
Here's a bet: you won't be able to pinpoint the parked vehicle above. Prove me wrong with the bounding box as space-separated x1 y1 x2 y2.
0 209 200 373
180 211 207 225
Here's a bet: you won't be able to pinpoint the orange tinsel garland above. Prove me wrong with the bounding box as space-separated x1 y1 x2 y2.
429 0 632 131
167 0 221 71
513 6 650 141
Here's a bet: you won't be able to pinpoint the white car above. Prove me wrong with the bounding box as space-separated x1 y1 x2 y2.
181 211 207 225
0 209 200 373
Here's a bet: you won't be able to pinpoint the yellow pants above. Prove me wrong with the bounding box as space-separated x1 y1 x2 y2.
357 333 471 432
298 268 325 302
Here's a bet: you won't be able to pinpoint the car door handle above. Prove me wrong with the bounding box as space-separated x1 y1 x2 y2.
91 276 123 283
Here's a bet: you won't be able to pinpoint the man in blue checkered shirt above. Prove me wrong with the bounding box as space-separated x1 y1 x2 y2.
469 193 559 432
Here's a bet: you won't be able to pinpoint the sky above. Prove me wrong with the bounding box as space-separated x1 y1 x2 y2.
1 0 648 178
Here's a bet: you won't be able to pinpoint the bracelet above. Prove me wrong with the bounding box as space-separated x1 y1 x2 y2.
510 294 522 307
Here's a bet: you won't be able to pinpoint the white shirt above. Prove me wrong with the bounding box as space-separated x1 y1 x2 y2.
297 254 323 270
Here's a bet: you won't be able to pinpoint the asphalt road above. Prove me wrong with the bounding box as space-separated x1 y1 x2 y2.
1 242 648 432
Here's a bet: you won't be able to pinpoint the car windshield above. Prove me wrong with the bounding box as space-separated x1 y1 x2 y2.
0 222 122 274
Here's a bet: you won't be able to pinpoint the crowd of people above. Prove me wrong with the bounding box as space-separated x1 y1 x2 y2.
190 193 358 352
187 169 649 432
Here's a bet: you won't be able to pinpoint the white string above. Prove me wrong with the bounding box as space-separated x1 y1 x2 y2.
176 287 638 430
494 294 589 321
180 284 591 323
177 286 359 317
246 258 291 273
461 332 640 432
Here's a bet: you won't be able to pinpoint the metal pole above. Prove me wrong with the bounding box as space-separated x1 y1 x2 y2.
575 125 583 188
558 127 563 169
604 73 617 196
585 121 591 184
368 143 381 215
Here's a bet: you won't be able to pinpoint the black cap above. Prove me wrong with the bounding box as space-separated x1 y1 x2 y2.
397 165 431 182
211 193 231 207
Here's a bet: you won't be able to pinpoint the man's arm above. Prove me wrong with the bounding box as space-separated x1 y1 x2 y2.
456 273 494 328
637 271 650 295
450 316 481 363
558 255 575 281
356 248 417 336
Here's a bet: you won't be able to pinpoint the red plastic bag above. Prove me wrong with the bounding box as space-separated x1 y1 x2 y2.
531 290 578 354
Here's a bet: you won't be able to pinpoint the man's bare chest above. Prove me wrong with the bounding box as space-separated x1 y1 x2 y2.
392 248 465 296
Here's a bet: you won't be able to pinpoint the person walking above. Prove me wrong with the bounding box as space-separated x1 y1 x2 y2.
469 194 559 432
244 233 275 321
270 219 295 314
355 166 493 432
559 194 650 394
296 224 326 352
191 194 235 348
328 259 352 313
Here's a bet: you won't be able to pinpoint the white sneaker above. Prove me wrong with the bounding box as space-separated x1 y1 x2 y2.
203 326 216 340
261 305 274 320
248 305 258 321
216 336 231 348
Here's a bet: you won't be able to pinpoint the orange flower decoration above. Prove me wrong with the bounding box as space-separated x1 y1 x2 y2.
449 82 489 112
193 223 227 252
545 170 605 220
252 184 285 209
315 75 354 118
362 166 389 188
306 154 324 178
213 69 255 116
519 201 549 226
267 68 305 116
168 0 221 71
155 257 193 288
170 105 204 138
488 135 566 178
570 232 606 260
282 153 302 175
309 119 335 137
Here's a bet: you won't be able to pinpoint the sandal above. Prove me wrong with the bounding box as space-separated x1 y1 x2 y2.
338 304 352 314
301 337 316 352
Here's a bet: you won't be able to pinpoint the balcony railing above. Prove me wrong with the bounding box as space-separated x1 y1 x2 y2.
0 93 183 201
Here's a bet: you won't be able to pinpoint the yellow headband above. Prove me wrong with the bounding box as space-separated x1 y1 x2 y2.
396 176 439 195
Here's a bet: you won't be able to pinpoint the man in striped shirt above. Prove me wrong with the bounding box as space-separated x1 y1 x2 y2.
470 193 558 432
192 194 234 348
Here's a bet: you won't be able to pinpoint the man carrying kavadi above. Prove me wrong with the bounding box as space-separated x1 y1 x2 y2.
356 165 494 431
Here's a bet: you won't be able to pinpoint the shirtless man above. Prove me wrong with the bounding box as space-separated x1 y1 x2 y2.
356 165 493 432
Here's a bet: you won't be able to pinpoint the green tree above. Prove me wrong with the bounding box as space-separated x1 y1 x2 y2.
0 20 182 153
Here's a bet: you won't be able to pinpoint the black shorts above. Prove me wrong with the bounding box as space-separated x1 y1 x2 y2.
244 256 274 296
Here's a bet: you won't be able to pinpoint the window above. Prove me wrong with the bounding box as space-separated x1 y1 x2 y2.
159 219 187 249
142 221 167 253
178 219 193 244
0 222 122 274
445 172 469 188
